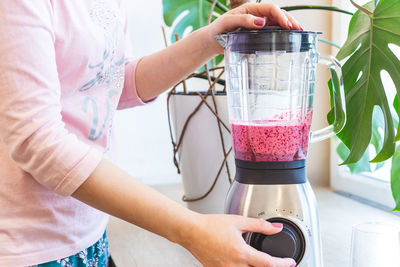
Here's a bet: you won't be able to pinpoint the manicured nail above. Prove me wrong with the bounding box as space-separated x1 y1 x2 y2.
290 264 297 267
287 20 293 29
300 26 304 31
254 17 265 26
271 223 283 228
293 19 301 29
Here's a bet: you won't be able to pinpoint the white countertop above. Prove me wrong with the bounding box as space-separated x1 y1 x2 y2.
107 184 400 267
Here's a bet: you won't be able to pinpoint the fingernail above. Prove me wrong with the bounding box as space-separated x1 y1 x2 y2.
271 223 283 228
300 26 304 31
254 17 265 26
294 19 301 28
290 264 297 267
287 20 293 29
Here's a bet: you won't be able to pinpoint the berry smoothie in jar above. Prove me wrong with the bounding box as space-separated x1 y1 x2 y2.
231 111 313 162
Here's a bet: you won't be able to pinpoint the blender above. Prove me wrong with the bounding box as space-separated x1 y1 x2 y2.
217 27 346 266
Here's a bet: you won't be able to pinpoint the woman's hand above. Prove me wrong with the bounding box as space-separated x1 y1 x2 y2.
73 160 296 266
205 3 302 54
183 214 297 267
134 3 302 101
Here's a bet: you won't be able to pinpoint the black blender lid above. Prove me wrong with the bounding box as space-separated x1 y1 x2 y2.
229 25 322 35
226 26 322 53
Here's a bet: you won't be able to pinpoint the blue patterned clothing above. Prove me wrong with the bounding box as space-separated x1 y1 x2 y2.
30 231 109 267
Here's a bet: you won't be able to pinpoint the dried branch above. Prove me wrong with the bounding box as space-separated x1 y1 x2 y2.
174 34 187 94
206 0 229 12
161 26 168 48
208 0 218 25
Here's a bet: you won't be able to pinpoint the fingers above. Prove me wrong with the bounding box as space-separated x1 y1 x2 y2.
268 255 297 267
230 3 303 30
246 247 297 267
282 10 302 31
264 4 292 30
236 217 283 235
215 14 267 33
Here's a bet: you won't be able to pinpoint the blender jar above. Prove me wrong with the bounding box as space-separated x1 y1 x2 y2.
219 27 346 162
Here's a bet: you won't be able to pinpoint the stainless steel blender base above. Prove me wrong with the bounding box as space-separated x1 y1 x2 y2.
225 181 323 267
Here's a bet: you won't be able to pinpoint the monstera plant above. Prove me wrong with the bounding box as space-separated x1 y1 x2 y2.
162 0 400 210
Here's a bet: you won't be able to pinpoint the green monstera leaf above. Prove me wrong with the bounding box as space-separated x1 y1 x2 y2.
336 106 386 173
163 0 227 43
333 0 400 165
163 0 228 69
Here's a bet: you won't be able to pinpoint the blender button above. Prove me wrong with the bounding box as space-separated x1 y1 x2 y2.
249 218 306 263
253 229 297 258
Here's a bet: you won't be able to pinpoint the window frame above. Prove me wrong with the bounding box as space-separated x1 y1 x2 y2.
330 141 395 208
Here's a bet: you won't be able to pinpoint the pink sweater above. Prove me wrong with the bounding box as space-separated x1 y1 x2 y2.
0 1 149 266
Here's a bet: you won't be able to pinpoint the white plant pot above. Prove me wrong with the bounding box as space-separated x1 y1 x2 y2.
169 92 235 214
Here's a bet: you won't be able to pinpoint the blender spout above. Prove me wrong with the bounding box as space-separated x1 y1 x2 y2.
215 33 227 48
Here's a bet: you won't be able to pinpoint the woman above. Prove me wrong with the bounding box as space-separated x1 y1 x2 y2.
0 1 301 266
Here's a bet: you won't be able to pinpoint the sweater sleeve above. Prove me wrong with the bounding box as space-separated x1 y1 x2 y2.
117 58 154 109
0 1 103 196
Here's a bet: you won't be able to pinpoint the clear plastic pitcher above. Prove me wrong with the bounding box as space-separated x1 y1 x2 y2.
217 27 346 162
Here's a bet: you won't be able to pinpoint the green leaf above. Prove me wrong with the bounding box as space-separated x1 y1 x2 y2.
370 107 384 150
390 145 400 210
394 94 400 119
336 141 372 173
334 0 400 165
162 0 227 72
370 107 386 171
163 0 227 43
335 107 386 173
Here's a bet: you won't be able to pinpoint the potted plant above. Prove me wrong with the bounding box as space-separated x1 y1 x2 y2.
163 0 400 212
163 0 234 214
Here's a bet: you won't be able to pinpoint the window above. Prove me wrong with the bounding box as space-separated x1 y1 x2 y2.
330 144 396 208
329 0 397 209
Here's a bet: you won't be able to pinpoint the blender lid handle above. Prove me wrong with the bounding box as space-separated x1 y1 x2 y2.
311 54 347 143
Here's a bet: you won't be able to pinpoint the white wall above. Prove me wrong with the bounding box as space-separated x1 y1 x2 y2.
115 0 336 186
114 0 181 185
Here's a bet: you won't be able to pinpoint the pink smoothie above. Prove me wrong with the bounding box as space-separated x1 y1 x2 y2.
231 111 312 162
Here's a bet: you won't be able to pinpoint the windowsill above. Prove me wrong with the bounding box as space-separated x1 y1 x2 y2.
107 184 400 267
